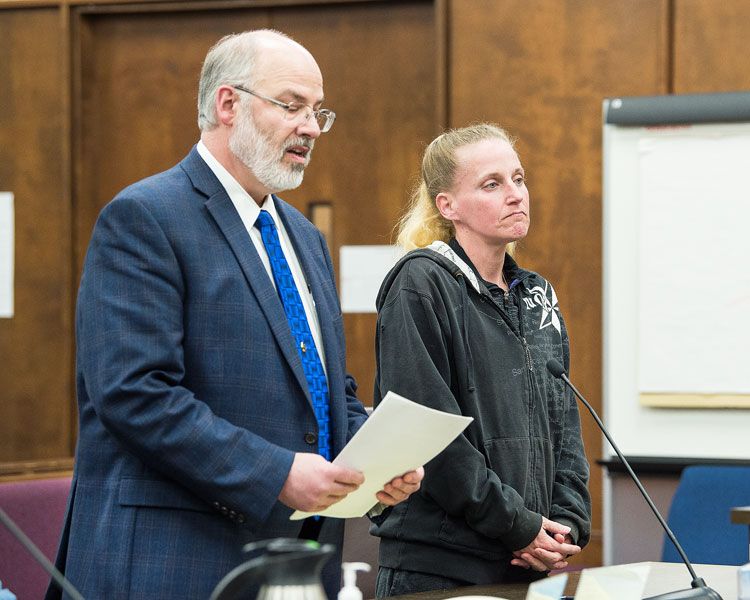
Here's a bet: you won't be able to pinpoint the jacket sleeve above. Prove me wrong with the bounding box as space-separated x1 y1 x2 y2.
77 195 295 529
375 264 542 551
549 312 592 546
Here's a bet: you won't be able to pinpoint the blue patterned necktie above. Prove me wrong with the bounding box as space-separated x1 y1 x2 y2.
255 210 331 460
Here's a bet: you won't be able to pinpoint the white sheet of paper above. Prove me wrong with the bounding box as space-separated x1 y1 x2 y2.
290 391 473 520
525 572 568 600
0 192 14 318
574 563 650 600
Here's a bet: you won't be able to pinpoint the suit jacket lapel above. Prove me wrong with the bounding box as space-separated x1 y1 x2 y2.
181 148 311 402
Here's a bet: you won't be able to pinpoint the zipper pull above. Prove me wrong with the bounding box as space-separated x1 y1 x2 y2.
522 338 533 371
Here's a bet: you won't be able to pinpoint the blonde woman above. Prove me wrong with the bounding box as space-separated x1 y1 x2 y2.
371 124 591 596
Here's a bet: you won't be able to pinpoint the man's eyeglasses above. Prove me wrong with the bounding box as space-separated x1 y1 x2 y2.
233 85 336 133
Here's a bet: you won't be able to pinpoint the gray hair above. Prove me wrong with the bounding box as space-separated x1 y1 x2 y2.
197 29 294 131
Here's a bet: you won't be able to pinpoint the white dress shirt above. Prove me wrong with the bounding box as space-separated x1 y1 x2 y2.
197 141 327 372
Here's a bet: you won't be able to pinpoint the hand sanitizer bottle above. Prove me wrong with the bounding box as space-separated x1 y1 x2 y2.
0 580 17 600
338 562 371 600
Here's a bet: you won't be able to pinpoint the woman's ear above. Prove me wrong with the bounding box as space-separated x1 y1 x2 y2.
436 192 456 221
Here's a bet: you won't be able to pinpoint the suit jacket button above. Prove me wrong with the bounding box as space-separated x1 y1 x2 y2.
304 432 317 445
237 514 246 524
212 501 221 510
220 506 229 515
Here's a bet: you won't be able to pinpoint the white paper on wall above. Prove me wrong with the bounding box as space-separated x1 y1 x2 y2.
0 192 14 318
340 245 404 313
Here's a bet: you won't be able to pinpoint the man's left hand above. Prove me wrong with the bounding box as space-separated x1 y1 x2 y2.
375 467 424 506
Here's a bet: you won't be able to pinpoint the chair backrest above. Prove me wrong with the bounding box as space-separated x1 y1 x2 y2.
662 465 750 566
0 476 72 599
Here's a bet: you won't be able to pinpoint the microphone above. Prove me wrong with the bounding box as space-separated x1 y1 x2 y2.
546 359 723 600
0 507 85 600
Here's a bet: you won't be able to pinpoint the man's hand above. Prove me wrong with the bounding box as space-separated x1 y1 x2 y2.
510 517 581 572
279 453 365 512
375 467 424 506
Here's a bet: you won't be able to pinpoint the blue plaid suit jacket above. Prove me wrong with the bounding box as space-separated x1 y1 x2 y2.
47 147 368 600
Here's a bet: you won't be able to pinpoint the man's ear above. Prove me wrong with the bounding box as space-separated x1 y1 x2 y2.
215 85 239 126
436 192 456 221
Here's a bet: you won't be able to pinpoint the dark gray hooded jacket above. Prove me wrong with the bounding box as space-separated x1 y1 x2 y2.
369 239 591 584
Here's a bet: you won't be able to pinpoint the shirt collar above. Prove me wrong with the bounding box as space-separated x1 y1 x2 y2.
196 140 279 225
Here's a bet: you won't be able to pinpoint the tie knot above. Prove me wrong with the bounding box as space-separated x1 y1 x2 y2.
255 209 275 231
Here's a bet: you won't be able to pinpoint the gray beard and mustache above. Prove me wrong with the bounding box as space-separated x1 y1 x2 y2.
229 107 314 193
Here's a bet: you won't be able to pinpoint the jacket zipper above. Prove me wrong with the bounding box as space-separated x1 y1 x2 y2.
481 286 533 372
481 280 539 505
522 338 533 371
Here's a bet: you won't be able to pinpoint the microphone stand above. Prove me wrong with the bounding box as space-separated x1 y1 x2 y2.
546 359 723 600
0 508 85 600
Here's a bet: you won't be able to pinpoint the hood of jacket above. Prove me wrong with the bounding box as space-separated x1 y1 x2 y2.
376 240 534 394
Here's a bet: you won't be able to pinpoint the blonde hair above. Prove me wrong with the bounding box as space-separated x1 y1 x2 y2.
396 123 516 251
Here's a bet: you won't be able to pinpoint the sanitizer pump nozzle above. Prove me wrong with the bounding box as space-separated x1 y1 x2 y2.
0 580 17 600
338 562 371 600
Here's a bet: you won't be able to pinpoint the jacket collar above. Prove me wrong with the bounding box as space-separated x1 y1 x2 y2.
446 238 526 291
426 240 482 293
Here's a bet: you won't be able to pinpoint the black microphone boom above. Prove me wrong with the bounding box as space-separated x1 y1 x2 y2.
545 359 723 600
0 507 85 600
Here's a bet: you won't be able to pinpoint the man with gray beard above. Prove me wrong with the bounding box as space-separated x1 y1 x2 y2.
46 30 422 600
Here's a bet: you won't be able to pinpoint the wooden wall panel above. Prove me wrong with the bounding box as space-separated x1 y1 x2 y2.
673 0 750 92
449 0 670 565
0 7 72 463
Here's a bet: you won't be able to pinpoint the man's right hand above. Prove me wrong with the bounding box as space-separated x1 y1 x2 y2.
278 452 365 512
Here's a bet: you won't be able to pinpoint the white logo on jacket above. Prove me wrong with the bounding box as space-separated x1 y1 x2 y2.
523 282 561 334
426 241 562 335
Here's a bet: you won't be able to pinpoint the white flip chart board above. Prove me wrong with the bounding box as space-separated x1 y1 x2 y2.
603 91 750 460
